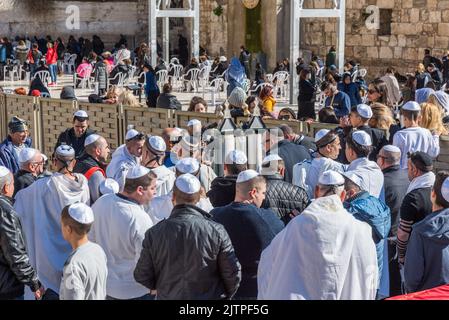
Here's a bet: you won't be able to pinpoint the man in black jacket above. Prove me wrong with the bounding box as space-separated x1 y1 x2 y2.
207 150 248 207
211 170 284 299
156 83 182 110
0 166 44 300
55 110 95 158
13 148 44 197
377 145 410 297
349 104 388 161
73 134 110 203
134 174 241 300
279 124 316 152
260 154 309 225
267 129 311 183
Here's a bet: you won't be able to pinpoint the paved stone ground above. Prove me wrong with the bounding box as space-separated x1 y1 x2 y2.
0 74 296 113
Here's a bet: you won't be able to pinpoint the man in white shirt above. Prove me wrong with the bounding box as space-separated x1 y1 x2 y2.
90 166 157 300
257 170 378 300
106 129 145 191
393 101 440 169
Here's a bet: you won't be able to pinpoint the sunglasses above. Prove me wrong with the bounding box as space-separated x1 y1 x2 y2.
368 89 378 94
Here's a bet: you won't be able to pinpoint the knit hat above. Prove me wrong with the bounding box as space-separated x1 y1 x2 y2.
8 116 28 133
228 87 247 108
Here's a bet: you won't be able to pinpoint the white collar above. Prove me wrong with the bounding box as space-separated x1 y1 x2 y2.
407 172 436 195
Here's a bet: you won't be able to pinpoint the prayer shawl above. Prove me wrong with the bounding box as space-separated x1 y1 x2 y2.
257 195 378 300
14 173 90 297
106 144 140 192
406 172 436 195
347 157 384 198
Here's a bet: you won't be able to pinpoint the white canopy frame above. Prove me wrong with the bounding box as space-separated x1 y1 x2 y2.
149 0 200 66
289 0 346 104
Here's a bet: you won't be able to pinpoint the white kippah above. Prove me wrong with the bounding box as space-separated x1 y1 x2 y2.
318 170 345 186
176 157 200 174
0 166 10 178
187 119 202 127
84 134 101 147
74 110 88 118
225 150 248 165
175 173 201 194
402 101 421 112
99 178 120 195
352 130 372 147
125 129 140 141
18 148 37 164
315 129 330 143
342 171 363 189
56 145 75 158
383 145 401 154
68 202 94 224
262 154 283 164
126 165 150 179
237 169 259 183
442 177 449 203
148 136 166 153
356 104 373 119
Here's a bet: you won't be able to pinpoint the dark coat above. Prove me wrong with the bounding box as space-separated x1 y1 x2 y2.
207 176 238 208
338 82 362 107
404 208 449 293
211 202 284 298
261 174 310 225
0 195 40 299
13 170 36 197
156 93 182 110
55 127 96 158
0 137 33 175
134 204 241 300
93 61 108 90
356 125 388 161
383 165 410 237
291 134 317 153
270 140 312 183
297 79 316 119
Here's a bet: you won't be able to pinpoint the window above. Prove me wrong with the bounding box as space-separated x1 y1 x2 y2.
377 9 392 36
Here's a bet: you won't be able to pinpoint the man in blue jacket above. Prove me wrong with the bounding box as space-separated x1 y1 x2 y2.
211 170 284 299
404 171 449 293
343 171 391 298
0 117 32 174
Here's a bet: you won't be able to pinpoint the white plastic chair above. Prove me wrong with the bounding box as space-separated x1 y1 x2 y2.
249 82 273 96
202 77 224 104
199 65 212 91
156 70 169 89
74 65 93 89
265 73 274 83
272 71 290 99
242 78 252 94
182 68 201 92
33 70 51 86
63 54 77 74
358 68 367 78
107 72 126 89
168 64 183 91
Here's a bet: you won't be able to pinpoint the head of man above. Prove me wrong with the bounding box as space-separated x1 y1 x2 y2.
315 129 341 160
278 124 297 141
265 128 284 153
224 150 248 176
142 135 166 168
343 171 363 200
407 151 433 182
172 174 201 206
72 111 89 138
260 154 285 177
320 81 337 98
377 145 401 170
401 101 421 128
0 167 14 198
122 166 157 205
8 116 28 146
314 170 346 202
125 129 146 158
61 203 94 243
345 131 372 163
175 157 200 178
53 145 76 174
234 170 267 208
350 104 373 128
19 148 44 176
162 127 182 151
431 171 449 211
84 135 110 163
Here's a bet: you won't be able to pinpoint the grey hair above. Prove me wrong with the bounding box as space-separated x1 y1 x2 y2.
318 184 345 197
0 173 12 192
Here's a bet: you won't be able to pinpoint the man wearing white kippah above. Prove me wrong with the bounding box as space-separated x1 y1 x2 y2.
106 129 145 192
91 166 157 300
258 170 378 300
14 145 90 300
59 203 107 300
346 130 384 197
211 170 284 299
55 110 96 158
0 166 45 300
13 148 44 197
73 134 110 204
134 174 242 300
392 101 440 169
404 171 449 293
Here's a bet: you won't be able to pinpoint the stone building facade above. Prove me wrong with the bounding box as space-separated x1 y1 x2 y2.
0 0 448 77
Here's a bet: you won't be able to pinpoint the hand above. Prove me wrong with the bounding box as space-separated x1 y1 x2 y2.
34 286 46 300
